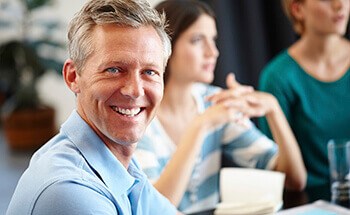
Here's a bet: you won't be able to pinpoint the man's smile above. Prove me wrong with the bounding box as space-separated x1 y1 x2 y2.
111 106 143 117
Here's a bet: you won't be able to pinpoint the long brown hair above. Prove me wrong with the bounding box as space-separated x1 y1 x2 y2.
155 0 215 84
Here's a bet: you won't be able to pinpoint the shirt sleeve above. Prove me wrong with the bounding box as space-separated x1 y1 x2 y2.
32 181 118 215
222 120 278 170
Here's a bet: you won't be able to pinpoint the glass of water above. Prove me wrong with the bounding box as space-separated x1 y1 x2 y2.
328 139 350 208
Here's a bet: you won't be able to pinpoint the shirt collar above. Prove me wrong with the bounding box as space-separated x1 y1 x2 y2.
61 110 143 196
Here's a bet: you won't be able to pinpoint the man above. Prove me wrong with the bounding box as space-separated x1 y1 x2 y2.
6 0 180 214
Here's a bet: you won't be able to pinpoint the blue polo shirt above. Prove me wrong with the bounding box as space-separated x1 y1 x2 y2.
6 110 177 215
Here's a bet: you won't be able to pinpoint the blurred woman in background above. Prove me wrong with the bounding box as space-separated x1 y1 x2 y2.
259 0 350 188
135 0 306 213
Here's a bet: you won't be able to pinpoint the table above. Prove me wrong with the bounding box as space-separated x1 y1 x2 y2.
283 184 331 209
189 185 334 215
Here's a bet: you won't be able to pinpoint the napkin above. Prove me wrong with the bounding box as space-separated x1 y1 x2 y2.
215 168 285 215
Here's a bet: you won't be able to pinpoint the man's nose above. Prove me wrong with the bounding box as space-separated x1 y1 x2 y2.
120 73 145 99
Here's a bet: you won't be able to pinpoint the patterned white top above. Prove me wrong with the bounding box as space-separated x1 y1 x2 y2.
134 83 278 214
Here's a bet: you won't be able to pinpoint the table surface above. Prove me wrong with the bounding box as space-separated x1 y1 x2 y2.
189 184 336 215
283 184 331 209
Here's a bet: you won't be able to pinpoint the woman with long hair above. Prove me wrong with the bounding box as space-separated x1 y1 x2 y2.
135 0 306 213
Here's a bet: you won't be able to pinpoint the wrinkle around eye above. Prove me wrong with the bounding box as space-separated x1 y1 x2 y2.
143 70 163 83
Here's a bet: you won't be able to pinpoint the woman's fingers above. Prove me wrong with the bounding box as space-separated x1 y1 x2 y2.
226 73 238 89
207 86 254 103
207 73 254 103
205 91 276 129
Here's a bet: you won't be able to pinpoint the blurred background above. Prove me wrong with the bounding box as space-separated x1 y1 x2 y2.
205 0 350 88
0 0 349 214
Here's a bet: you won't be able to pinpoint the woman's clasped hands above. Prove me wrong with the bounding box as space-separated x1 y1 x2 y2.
206 73 279 127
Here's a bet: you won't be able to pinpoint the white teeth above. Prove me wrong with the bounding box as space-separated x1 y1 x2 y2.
112 107 141 117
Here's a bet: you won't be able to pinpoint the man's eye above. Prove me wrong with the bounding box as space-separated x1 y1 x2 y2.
144 70 156 76
106 67 120 73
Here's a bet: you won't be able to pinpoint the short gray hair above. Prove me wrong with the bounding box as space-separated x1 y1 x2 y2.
67 0 171 73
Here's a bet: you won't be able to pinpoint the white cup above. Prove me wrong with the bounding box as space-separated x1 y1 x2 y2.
327 139 350 208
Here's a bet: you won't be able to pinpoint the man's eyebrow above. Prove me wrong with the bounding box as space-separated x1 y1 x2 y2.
97 60 126 70
143 61 162 69
96 60 163 71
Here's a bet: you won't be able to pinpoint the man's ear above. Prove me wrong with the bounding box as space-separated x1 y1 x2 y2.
62 59 80 94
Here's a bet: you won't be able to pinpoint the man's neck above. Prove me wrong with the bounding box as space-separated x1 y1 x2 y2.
104 141 136 169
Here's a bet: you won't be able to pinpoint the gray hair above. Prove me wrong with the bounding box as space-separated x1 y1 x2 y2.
67 0 171 73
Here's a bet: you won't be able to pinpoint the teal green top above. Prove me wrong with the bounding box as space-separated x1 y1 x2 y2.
258 50 350 188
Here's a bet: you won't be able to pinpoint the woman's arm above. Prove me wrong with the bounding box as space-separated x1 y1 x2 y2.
244 92 306 191
208 73 306 191
153 100 243 206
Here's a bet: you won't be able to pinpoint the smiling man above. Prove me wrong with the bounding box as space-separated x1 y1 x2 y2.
6 0 180 214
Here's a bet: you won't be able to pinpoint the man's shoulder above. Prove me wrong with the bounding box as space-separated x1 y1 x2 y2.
6 168 109 215
6 134 105 214
7 177 114 215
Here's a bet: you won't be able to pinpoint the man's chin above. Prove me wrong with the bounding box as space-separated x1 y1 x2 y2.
109 126 146 145
114 133 144 146
101 133 141 149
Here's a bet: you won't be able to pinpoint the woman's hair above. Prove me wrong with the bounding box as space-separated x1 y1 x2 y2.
67 0 171 73
281 0 304 35
155 0 215 84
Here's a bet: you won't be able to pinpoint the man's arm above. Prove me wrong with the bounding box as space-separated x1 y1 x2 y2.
32 181 118 215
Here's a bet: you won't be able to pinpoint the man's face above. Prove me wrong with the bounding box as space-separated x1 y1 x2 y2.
72 24 164 146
